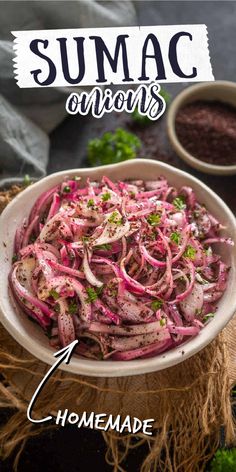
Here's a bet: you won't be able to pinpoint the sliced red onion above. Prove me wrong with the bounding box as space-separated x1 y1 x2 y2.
83 248 103 288
11 175 231 359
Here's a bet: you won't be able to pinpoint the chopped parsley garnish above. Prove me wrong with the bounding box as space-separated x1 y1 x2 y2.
12 254 18 263
170 231 181 245
151 299 163 311
183 245 196 260
88 128 141 166
87 198 95 208
54 303 60 313
68 301 78 315
63 186 71 193
101 192 111 202
160 318 166 327
94 244 112 251
147 213 161 226
49 289 60 300
203 312 215 322
86 287 98 303
82 236 90 244
108 211 122 225
173 196 186 210
96 286 104 297
131 88 171 125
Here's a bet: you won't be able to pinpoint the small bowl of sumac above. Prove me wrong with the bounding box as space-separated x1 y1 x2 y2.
167 81 236 175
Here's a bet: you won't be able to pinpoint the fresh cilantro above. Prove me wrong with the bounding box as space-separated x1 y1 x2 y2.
209 448 236 472
96 286 104 297
170 231 181 245
94 244 112 251
108 211 122 225
86 287 98 303
63 186 71 193
131 88 171 125
101 192 111 202
203 312 215 322
147 213 161 226
12 254 18 263
54 303 60 314
132 108 151 125
49 289 60 300
151 299 163 311
159 87 171 104
68 301 78 315
88 128 141 167
160 318 166 327
87 199 95 208
173 196 186 210
183 245 196 260
29 234 37 243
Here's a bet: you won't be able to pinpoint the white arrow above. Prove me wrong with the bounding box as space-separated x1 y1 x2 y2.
27 340 79 424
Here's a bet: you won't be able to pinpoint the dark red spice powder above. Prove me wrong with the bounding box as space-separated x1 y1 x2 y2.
175 100 236 166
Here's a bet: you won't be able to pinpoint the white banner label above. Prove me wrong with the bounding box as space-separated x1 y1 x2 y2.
12 25 214 88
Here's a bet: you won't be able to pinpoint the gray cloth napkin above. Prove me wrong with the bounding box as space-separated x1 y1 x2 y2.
0 0 137 187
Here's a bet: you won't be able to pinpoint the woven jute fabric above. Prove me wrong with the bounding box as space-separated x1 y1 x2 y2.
0 188 235 472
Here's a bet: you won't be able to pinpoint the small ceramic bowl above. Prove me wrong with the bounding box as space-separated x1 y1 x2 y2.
0 159 236 377
167 81 236 175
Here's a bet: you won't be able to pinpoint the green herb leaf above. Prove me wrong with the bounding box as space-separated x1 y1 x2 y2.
131 108 151 125
131 88 171 125
203 312 215 322
63 186 71 193
159 87 171 104
88 128 141 167
68 301 78 315
86 287 98 303
183 245 196 260
108 211 122 225
151 299 163 311
173 196 186 210
94 244 112 251
54 303 60 314
170 231 181 245
160 318 166 327
12 254 18 263
101 192 111 202
147 213 161 226
82 236 90 244
87 198 95 208
49 289 60 300
209 448 236 472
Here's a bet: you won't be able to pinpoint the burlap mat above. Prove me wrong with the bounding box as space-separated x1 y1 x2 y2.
0 187 236 472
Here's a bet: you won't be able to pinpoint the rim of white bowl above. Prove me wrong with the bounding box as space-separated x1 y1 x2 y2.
167 81 236 175
0 159 236 377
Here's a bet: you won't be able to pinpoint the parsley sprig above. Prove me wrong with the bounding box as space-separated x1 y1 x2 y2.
173 196 186 210
170 232 181 245
88 128 141 167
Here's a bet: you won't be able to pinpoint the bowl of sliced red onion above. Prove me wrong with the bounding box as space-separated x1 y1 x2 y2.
0 159 236 377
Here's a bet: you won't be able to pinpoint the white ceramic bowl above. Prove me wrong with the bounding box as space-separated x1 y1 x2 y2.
167 81 236 175
0 159 236 377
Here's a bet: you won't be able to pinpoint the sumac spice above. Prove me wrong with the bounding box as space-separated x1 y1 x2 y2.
175 100 236 166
